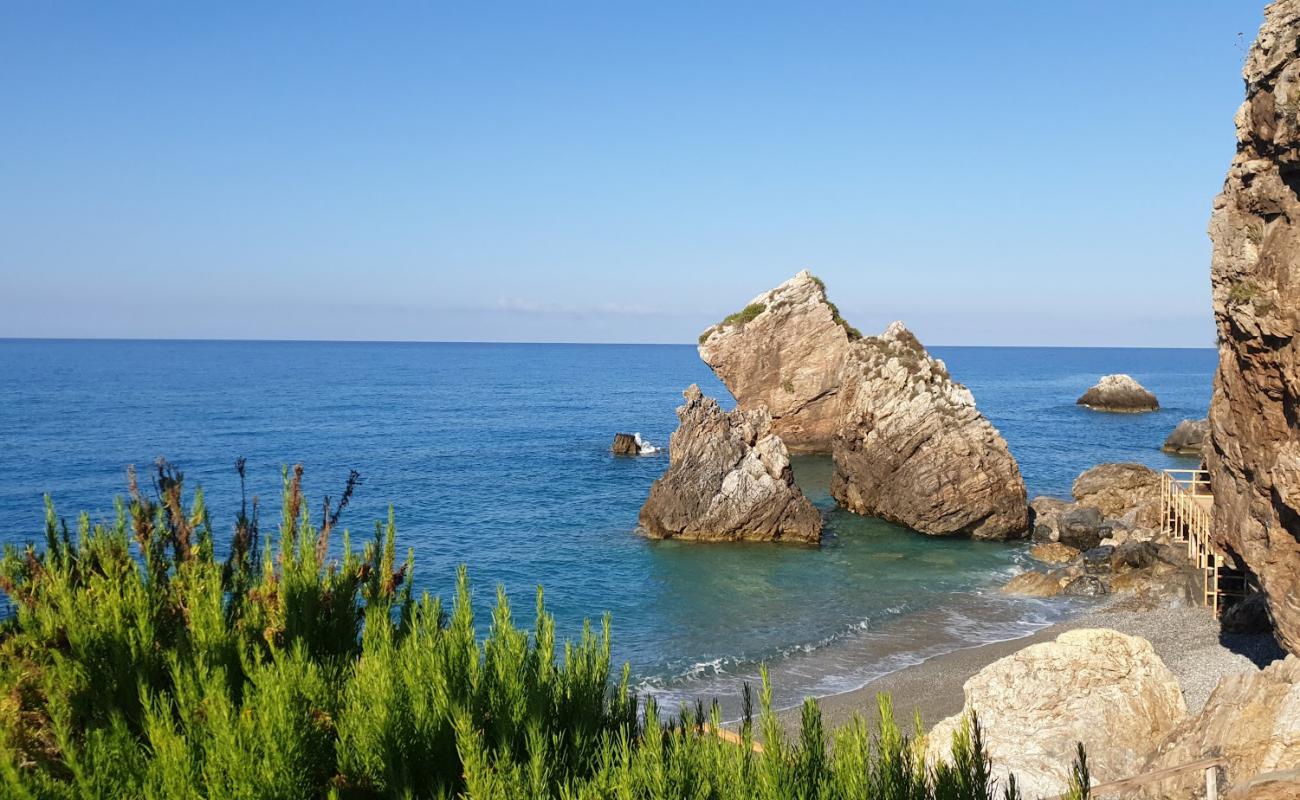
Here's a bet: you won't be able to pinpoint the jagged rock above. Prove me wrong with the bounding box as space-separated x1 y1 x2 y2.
999 571 1062 597
1222 592 1274 635
1205 0 1300 657
1072 462 1163 528
1162 418 1210 456
697 270 860 453
1141 656 1300 799
698 272 1028 540
1056 505 1109 551
638 385 822 543
1077 374 1160 412
611 433 641 455
1063 575 1108 597
1029 542 1080 564
831 322 1028 540
1111 539 1160 571
928 629 1186 800
1107 564 1201 608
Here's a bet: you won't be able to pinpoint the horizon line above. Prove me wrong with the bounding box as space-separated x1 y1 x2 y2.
0 336 1218 350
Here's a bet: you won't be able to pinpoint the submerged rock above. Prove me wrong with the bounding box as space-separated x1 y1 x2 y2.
698 271 1027 540
928 629 1186 799
1077 374 1160 412
1141 656 1300 798
638 385 822 544
1205 0 1300 657
1162 418 1209 456
831 322 1029 540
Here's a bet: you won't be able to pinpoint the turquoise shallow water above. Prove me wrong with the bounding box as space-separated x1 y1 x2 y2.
0 340 1215 709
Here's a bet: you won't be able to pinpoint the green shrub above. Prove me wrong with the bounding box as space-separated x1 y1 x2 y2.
0 461 1085 799
720 303 766 328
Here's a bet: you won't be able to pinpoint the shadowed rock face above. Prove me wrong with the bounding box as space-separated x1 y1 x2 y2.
830 322 1029 540
699 271 1028 540
697 270 859 453
1077 374 1160 412
1206 0 1300 656
1162 418 1209 455
638 385 822 543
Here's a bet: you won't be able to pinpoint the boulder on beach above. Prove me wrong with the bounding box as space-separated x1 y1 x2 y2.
698 271 1029 540
1204 0 1300 658
831 322 1029 540
1077 374 1159 412
927 629 1186 800
1162 418 1209 456
1029 542 1080 564
1140 655 1300 798
1072 462 1163 528
638 385 822 544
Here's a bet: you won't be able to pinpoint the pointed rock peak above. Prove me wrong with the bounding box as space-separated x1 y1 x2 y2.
879 320 923 351
683 383 703 403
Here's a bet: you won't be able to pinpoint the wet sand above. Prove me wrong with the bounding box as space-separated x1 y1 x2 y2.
776 598 1286 734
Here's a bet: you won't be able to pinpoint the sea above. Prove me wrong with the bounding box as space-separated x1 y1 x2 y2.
0 340 1216 714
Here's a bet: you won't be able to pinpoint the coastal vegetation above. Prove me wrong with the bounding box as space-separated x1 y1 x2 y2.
0 462 1092 799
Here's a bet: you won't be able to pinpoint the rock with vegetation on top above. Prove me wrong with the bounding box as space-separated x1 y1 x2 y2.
699 271 1029 539
1140 656 1300 799
1162 418 1209 456
1077 374 1160 412
1205 0 1300 658
1072 462 1163 528
638 385 821 543
697 270 861 453
831 322 1029 540
928 629 1186 800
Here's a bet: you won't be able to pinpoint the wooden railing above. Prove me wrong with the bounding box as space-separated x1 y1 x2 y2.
1160 469 1247 614
1052 755 1225 799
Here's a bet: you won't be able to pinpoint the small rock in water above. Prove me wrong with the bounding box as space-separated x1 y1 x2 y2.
1162 418 1209 456
1076 374 1159 412
1063 575 1108 597
611 432 641 455
1029 542 1080 564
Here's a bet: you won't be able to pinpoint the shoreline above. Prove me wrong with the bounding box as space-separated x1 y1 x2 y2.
774 596 1286 734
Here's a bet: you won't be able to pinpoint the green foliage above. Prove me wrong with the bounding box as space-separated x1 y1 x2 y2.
806 272 863 340
0 461 1075 799
720 303 766 328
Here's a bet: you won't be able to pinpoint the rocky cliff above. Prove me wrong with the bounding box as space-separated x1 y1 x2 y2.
697 270 859 453
831 322 1029 539
1206 0 1300 656
638 385 822 543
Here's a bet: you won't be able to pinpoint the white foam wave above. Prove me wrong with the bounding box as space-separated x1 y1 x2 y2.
633 433 661 454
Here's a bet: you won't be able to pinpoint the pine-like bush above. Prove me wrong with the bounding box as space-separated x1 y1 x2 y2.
0 461 1084 799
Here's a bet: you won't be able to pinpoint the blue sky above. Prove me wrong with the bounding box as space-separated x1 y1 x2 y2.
0 1 1265 346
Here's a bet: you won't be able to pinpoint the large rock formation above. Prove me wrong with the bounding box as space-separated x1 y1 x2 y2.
1141 656 1300 799
638 385 822 543
697 270 860 453
927 629 1186 799
1076 374 1160 412
1162 418 1209 456
831 323 1029 539
698 272 1028 539
1206 0 1300 656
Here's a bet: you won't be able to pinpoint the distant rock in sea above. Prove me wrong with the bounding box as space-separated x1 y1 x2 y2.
831 322 1029 540
638 385 821 544
611 432 659 455
1076 374 1159 412
698 270 1028 540
1161 418 1208 456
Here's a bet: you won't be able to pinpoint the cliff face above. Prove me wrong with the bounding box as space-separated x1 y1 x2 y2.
638 385 822 543
1207 0 1300 655
698 270 859 453
831 322 1029 539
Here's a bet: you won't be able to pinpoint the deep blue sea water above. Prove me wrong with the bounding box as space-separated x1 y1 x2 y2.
0 340 1216 712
